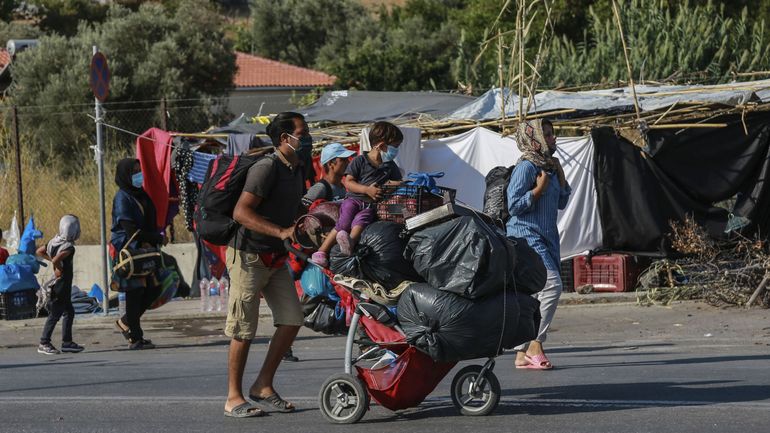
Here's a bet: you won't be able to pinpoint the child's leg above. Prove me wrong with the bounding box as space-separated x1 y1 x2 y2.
40 302 63 345
349 207 376 242
326 199 364 256
318 228 338 254
61 298 75 344
334 198 362 235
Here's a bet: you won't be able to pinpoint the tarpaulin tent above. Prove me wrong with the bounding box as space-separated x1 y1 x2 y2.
593 111 770 254
302 90 474 123
419 127 602 259
446 80 770 121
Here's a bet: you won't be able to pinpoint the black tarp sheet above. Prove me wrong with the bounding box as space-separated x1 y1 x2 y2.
592 112 770 254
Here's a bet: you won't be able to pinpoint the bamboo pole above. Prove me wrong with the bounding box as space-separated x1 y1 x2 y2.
517 0 525 121
612 0 641 123
646 123 727 129
497 30 507 127
526 0 553 114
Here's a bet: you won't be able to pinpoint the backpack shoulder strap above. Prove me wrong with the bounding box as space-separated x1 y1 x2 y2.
252 152 281 200
318 179 334 201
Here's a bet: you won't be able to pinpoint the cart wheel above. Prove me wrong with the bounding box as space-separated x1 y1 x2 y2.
450 365 501 416
318 373 369 424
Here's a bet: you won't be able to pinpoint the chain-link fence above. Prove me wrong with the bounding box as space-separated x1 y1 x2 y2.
0 98 231 246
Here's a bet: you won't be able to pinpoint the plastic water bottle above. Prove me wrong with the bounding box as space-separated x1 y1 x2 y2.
199 278 209 312
118 292 126 316
208 278 220 312
218 278 229 312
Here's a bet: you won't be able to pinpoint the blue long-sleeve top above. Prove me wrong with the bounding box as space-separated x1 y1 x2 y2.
505 160 572 271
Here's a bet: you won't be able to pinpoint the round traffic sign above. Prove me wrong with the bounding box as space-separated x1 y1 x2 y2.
90 52 110 102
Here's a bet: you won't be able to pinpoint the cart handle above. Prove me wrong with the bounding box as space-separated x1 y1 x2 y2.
283 239 310 262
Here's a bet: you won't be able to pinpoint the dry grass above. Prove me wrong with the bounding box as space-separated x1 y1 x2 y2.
0 144 193 246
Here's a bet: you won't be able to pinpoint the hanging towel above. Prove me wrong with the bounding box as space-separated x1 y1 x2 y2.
188 152 218 184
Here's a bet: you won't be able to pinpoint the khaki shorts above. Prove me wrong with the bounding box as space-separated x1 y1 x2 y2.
224 247 303 340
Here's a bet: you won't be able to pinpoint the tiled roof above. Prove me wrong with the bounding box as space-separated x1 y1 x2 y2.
0 49 10 68
234 51 336 88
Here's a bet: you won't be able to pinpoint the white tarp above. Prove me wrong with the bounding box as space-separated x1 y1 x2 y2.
419 127 602 258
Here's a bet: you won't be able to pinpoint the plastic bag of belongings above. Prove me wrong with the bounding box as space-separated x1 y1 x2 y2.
396 215 545 362
330 221 423 291
397 283 541 362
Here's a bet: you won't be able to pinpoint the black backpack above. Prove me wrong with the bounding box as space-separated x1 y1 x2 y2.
194 149 276 245
482 165 515 224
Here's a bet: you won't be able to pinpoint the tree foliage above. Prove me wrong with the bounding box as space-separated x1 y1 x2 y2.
4 0 236 169
245 0 367 68
541 0 770 87
0 20 42 46
316 2 461 91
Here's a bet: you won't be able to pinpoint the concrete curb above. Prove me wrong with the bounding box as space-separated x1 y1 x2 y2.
1 291 648 330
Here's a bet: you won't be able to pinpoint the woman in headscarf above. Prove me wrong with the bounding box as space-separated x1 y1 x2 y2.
506 119 571 370
110 158 164 350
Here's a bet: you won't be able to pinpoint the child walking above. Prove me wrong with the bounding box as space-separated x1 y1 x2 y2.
37 215 84 355
312 121 404 267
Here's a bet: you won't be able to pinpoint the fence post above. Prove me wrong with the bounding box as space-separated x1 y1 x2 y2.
11 105 25 225
160 97 168 131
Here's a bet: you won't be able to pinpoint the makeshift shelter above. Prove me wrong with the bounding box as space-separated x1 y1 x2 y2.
132 78 770 294
419 127 602 258
445 80 770 121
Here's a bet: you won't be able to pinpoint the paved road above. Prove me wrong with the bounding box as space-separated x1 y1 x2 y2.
1 302 769 433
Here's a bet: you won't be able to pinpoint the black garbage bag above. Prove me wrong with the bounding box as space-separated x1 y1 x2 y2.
330 221 422 290
397 283 521 363
509 293 541 348
508 237 547 295
405 215 514 299
302 296 346 335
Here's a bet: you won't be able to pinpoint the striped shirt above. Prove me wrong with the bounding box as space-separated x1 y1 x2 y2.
506 160 571 271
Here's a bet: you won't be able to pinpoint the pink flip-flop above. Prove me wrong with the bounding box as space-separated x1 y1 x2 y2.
523 353 554 370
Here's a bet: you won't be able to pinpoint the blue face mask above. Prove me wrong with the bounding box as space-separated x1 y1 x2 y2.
131 172 144 188
381 145 399 162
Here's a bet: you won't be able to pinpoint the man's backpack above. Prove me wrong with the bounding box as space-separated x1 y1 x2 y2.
194 149 276 245
482 165 515 224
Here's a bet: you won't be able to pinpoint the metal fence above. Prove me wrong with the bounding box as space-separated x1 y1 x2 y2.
0 98 228 246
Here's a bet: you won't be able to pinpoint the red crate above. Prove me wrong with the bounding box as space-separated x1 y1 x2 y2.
376 185 455 225
573 254 641 293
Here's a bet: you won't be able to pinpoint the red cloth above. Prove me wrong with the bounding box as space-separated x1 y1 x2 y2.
201 239 227 279
0 247 8 265
135 128 174 229
258 252 288 269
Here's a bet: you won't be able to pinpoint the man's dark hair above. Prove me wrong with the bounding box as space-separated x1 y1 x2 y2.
266 112 305 147
369 121 403 146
